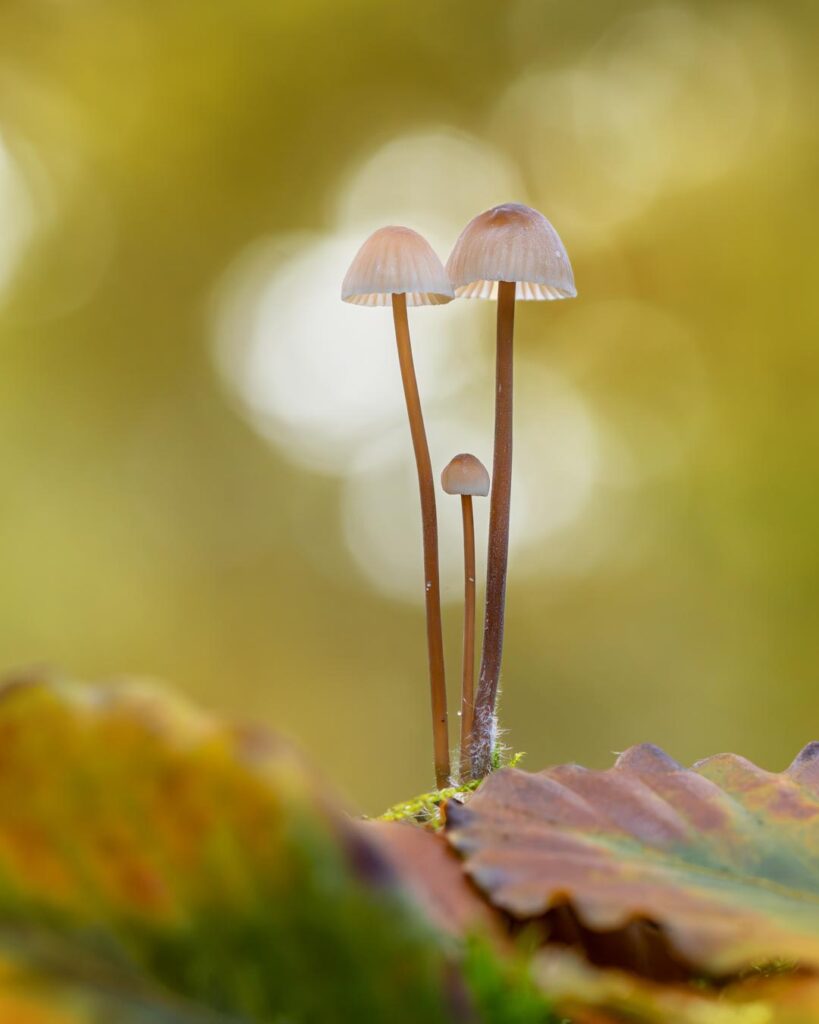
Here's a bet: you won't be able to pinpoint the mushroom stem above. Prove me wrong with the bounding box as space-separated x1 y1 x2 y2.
459 493 476 782
391 293 450 788
472 279 516 779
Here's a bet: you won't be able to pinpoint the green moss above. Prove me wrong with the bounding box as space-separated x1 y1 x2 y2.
379 752 526 828
378 779 481 827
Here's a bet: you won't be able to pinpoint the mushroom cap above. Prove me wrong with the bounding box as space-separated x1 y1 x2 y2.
441 453 490 497
342 226 453 307
446 203 576 301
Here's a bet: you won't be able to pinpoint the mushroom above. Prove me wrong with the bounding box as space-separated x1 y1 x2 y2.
441 453 490 782
342 226 453 788
446 203 576 779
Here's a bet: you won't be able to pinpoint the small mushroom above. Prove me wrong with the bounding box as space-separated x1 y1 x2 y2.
441 454 490 783
446 204 576 779
342 226 453 788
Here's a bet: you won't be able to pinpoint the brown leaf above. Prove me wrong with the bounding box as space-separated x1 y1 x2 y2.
445 743 819 975
360 820 506 943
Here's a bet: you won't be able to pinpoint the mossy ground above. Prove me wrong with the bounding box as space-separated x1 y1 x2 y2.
379 752 525 828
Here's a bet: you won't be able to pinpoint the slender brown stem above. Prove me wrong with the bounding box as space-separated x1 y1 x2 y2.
459 494 476 782
472 280 516 779
391 293 450 788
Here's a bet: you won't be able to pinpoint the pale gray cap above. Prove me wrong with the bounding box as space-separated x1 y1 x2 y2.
446 203 576 301
441 454 490 497
342 226 453 307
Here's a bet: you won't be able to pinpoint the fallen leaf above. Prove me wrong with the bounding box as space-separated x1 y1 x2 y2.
533 948 773 1024
0 676 476 1023
361 820 506 943
445 743 819 975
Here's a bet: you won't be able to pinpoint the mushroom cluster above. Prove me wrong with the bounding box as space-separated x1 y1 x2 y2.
342 205 576 786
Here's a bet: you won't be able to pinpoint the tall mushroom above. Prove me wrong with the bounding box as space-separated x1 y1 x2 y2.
441 453 490 782
446 204 576 779
342 226 453 788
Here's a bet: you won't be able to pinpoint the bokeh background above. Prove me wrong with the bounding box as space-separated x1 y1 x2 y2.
0 0 816 813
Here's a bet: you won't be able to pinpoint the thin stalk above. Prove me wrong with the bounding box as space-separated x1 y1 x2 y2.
391 293 450 788
472 280 516 779
459 494 476 782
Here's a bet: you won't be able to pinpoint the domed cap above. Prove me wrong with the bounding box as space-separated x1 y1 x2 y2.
342 226 453 307
441 454 490 497
446 203 576 301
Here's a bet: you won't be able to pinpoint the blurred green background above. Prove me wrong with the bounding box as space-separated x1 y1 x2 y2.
0 0 817 813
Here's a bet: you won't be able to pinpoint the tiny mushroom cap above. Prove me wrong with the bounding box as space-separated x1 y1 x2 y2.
342 226 453 307
441 454 490 497
446 202 576 301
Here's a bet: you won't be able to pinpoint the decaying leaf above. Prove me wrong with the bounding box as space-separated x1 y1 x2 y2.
361 820 506 942
0 676 484 1023
445 742 819 975
531 948 819 1024
533 949 758 1024
725 973 819 1024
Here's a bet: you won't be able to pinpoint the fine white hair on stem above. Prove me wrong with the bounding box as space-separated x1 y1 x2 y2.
471 701 504 773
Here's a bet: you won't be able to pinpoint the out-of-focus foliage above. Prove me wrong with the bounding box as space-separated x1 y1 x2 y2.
0 676 562 1023
533 949 819 1024
0 949 215 1023
0 676 455 1021
0 0 818 813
